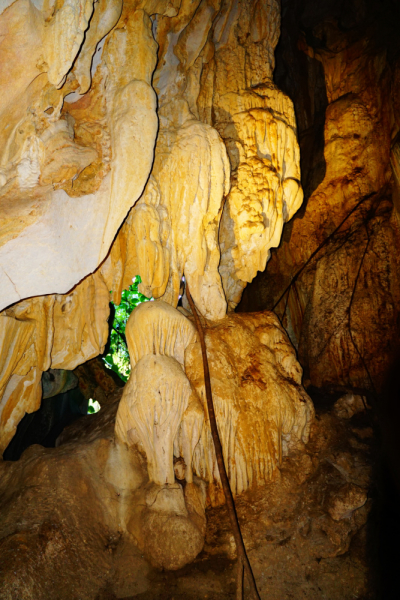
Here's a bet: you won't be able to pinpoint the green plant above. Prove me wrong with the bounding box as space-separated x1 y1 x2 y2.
103 276 151 382
87 398 101 414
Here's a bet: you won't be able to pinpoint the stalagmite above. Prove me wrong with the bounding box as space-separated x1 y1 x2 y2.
116 354 192 485
116 299 314 504
124 300 197 368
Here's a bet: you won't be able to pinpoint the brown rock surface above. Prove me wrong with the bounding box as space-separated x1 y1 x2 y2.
240 0 400 396
0 385 376 599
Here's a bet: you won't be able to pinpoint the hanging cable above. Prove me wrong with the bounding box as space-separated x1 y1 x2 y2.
185 282 261 600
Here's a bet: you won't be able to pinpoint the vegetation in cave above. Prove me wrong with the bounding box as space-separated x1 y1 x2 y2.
103 276 152 382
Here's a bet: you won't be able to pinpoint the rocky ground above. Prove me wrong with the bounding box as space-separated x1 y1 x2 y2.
0 385 380 600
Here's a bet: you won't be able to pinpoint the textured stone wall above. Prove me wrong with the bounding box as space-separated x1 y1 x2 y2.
0 0 304 453
0 4 391 595
240 0 400 396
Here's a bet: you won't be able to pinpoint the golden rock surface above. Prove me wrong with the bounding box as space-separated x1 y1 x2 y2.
116 302 313 507
185 311 313 503
0 0 304 451
112 301 313 568
240 10 400 394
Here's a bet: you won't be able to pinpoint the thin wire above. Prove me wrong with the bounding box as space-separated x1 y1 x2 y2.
185 282 261 600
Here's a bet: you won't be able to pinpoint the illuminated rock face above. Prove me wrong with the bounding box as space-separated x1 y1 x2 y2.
113 301 313 568
186 311 314 502
0 0 157 309
240 1 400 394
0 0 304 453
116 303 313 501
0 0 395 595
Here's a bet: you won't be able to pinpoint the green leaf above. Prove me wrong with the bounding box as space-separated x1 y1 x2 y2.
102 276 152 382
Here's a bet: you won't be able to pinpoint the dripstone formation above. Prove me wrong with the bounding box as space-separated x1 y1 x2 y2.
0 0 301 454
0 0 396 599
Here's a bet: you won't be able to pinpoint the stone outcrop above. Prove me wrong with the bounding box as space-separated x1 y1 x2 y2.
0 370 374 599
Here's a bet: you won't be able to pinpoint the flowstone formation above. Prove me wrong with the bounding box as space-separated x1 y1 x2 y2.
0 301 322 598
113 300 313 569
0 356 374 600
0 0 303 451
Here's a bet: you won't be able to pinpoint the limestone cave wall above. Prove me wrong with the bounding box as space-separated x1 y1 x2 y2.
0 0 399 599
240 0 400 398
0 0 303 454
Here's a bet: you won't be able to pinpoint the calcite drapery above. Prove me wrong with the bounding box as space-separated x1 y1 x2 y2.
103 0 303 315
217 87 303 308
0 272 109 454
116 301 314 505
123 300 196 367
129 176 170 299
0 0 305 460
151 114 230 320
185 311 314 502
198 0 303 309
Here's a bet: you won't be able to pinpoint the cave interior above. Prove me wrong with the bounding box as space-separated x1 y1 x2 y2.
0 0 400 598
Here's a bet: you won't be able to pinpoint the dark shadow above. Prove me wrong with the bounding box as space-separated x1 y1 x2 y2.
375 350 400 597
377 460 400 599
3 387 88 461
